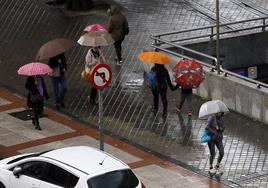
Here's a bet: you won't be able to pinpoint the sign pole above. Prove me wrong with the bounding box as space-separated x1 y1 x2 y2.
90 63 112 152
98 90 104 151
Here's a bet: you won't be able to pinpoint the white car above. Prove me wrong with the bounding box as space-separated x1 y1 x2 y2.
0 146 146 188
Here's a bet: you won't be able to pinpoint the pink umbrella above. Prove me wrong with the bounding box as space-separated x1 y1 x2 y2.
84 24 108 32
17 62 53 76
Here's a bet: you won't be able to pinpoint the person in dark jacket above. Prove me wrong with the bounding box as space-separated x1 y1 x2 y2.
108 4 129 66
206 112 225 175
25 76 49 130
151 64 176 118
48 53 67 109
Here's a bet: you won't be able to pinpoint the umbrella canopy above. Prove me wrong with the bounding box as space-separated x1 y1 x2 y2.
77 32 114 47
84 24 108 32
173 59 204 89
138 52 170 65
198 100 229 119
17 62 53 76
36 38 74 60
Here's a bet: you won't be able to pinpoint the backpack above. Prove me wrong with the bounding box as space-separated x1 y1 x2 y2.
145 71 157 89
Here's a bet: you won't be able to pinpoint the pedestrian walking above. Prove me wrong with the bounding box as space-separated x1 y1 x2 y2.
107 4 129 66
151 64 176 118
175 87 193 116
48 53 67 109
25 76 49 130
85 46 106 105
206 112 225 176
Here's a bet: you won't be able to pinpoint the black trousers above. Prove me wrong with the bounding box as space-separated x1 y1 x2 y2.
208 139 224 167
90 88 97 102
152 88 167 115
114 39 124 61
32 105 43 127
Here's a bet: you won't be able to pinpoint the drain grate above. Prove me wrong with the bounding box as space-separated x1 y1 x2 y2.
9 110 47 121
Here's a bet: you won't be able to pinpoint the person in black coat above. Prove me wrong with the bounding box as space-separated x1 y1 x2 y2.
25 76 49 130
151 64 176 118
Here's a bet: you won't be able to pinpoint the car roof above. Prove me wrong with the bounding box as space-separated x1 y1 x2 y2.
41 146 128 175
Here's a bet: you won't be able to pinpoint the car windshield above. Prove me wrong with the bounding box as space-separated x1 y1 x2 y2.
87 169 139 188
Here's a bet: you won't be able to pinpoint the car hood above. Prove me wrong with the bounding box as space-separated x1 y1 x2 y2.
0 153 34 168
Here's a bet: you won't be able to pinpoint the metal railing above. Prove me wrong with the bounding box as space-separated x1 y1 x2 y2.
153 16 268 44
151 16 268 89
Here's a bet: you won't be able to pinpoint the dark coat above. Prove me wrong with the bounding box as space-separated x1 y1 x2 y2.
206 115 225 141
108 5 128 42
154 64 175 91
25 76 48 109
48 53 67 76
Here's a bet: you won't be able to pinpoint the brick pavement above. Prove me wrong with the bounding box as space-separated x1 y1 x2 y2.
0 87 228 188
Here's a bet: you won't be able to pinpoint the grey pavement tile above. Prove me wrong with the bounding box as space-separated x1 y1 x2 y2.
133 164 209 188
0 97 11 106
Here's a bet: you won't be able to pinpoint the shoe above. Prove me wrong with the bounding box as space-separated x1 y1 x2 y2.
116 60 123 66
151 109 157 116
209 167 216 174
35 126 42 131
60 102 65 108
175 105 181 113
188 111 192 116
215 165 223 176
54 103 61 109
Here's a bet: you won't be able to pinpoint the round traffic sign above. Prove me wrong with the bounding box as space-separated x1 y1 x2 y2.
90 63 112 90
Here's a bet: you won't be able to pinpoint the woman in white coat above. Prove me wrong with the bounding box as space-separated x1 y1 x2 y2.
85 46 106 105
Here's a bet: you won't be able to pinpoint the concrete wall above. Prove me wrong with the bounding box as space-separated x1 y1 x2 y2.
195 68 268 124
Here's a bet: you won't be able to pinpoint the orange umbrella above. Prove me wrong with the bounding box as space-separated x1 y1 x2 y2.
138 52 170 65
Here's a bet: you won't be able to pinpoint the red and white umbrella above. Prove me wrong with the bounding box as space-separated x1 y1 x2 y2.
173 59 205 89
17 62 53 76
84 24 108 32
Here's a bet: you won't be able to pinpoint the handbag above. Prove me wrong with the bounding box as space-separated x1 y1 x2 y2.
30 93 43 104
201 130 211 143
81 69 91 82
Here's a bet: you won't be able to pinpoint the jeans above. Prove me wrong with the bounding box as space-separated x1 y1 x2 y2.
51 76 67 104
208 139 224 167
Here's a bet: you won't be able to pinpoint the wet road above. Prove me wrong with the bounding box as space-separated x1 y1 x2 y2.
1 0 268 187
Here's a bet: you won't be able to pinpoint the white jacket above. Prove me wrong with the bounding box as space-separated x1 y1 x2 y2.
85 48 106 72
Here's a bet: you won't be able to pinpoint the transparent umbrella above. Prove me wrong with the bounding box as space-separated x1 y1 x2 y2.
198 100 229 119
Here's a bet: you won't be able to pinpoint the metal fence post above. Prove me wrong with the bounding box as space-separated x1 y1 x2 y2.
216 0 220 74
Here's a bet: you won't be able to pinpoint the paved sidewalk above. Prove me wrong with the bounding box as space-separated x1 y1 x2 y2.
0 87 227 188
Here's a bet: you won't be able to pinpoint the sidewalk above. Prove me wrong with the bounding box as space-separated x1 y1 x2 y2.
0 88 227 188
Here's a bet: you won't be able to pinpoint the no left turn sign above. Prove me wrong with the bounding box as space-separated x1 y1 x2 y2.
90 63 112 90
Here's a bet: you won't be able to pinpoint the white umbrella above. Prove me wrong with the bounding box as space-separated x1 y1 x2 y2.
198 100 229 119
77 32 114 47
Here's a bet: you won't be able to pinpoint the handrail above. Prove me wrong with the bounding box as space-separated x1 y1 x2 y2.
151 36 218 63
153 16 268 38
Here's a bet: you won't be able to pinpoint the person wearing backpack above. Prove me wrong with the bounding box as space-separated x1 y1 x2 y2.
108 4 129 66
149 64 176 118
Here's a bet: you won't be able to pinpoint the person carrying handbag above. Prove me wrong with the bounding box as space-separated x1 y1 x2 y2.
85 46 106 105
206 112 225 175
25 76 49 130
